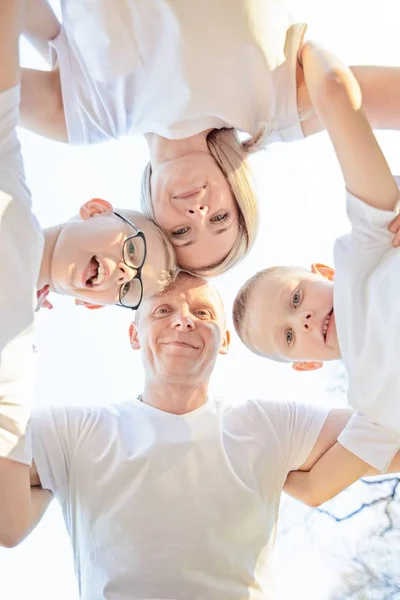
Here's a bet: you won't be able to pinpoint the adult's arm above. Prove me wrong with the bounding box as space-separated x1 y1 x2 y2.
0 0 48 547
299 42 399 212
0 460 52 548
284 409 400 507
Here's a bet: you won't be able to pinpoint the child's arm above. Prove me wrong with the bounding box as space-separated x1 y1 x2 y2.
298 64 400 138
284 442 370 507
300 42 399 213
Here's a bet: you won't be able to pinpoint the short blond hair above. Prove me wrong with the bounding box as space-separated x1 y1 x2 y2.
233 266 305 356
141 128 260 277
121 208 178 291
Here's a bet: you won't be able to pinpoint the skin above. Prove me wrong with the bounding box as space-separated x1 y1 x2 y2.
245 268 340 362
146 132 240 271
39 198 173 308
129 273 230 415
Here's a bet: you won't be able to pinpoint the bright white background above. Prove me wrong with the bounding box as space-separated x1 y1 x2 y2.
1 1 399 598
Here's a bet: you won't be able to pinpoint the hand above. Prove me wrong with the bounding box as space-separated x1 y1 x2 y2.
389 213 400 247
36 285 53 311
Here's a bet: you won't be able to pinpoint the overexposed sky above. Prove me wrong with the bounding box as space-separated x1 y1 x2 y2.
1 1 400 599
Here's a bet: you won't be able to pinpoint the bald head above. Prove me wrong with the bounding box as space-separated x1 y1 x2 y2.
131 270 230 384
136 271 226 328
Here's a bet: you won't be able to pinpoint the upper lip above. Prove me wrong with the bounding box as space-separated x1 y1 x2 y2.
321 309 333 342
173 186 206 200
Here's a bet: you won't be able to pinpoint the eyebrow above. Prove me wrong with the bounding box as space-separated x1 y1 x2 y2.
176 222 235 247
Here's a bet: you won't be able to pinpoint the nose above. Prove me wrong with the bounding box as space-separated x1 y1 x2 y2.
171 307 195 331
116 261 137 285
301 311 318 331
185 204 209 222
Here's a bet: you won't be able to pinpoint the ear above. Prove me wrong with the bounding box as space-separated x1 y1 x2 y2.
292 361 323 372
219 329 231 356
74 299 105 310
311 263 335 281
129 322 141 350
79 198 113 221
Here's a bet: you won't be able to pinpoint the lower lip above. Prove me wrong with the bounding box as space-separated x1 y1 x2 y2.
173 187 204 199
164 342 197 350
325 311 335 344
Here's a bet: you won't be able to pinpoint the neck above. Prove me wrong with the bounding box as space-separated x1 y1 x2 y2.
38 225 62 289
144 130 212 165
141 379 209 415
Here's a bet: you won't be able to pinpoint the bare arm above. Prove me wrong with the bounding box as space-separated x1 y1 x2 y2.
0 459 52 548
284 409 400 507
0 0 53 548
298 63 400 138
22 0 60 64
299 43 399 212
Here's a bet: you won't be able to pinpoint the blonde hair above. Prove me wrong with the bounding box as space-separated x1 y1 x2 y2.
141 128 260 277
120 208 178 291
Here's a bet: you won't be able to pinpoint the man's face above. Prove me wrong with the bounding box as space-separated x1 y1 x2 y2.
131 275 230 382
245 269 340 362
49 199 173 307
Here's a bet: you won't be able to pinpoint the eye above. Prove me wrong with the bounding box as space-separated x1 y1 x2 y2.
292 290 301 308
172 226 190 237
120 282 131 299
195 309 212 318
210 213 228 223
285 328 294 346
154 307 170 316
127 240 136 258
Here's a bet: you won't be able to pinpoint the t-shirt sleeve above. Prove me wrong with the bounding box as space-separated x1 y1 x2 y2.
51 25 134 145
0 86 43 465
248 399 330 475
333 189 400 440
335 189 398 256
31 405 94 503
338 412 400 473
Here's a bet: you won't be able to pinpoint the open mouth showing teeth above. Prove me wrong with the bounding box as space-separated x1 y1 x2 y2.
322 309 333 341
85 256 106 287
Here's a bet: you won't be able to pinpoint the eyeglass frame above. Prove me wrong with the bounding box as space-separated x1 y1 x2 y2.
113 211 147 310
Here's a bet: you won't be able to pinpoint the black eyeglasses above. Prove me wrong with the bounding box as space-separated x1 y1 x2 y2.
113 212 147 310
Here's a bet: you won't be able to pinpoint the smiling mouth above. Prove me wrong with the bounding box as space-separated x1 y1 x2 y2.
322 309 334 342
85 256 106 287
164 341 199 350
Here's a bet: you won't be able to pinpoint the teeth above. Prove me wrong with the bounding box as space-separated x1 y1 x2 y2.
92 262 106 286
323 310 332 340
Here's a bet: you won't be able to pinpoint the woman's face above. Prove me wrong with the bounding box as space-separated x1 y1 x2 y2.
150 152 239 270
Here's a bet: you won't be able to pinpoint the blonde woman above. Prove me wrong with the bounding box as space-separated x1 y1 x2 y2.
22 0 400 275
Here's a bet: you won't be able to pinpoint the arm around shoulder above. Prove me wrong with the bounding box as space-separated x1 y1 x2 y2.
0 457 52 548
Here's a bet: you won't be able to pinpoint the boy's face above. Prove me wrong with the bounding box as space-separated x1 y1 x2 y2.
245 269 340 362
48 199 173 308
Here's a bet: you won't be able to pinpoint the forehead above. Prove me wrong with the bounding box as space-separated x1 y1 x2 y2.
149 277 224 312
244 272 296 356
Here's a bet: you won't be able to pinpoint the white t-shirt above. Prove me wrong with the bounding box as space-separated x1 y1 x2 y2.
0 86 44 465
32 397 329 600
335 191 400 471
52 0 306 146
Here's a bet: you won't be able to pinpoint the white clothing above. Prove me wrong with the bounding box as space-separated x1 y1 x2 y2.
0 86 43 465
32 397 329 600
52 0 306 146
335 190 400 471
